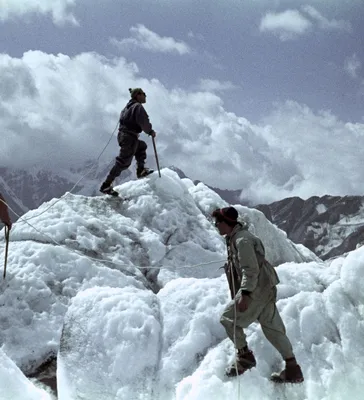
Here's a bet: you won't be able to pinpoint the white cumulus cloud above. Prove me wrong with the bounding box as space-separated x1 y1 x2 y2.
0 51 363 203
0 0 78 25
260 6 352 41
259 9 312 41
110 24 192 55
197 79 238 92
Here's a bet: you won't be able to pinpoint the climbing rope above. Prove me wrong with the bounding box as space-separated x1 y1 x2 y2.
0 198 226 272
230 263 241 399
21 119 119 222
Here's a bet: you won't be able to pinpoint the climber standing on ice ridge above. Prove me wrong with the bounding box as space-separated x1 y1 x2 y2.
212 206 304 383
100 88 157 197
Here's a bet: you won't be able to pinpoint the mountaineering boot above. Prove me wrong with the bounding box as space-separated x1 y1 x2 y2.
136 166 154 179
99 181 119 197
225 348 256 377
270 357 304 383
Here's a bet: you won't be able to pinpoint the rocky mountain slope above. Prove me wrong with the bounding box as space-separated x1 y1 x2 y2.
255 195 364 260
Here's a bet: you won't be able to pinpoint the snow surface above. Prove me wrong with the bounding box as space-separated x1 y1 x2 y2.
316 204 327 215
0 349 53 400
0 168 362 399
309 204 364 257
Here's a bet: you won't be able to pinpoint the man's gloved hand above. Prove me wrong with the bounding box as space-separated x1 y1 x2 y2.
236 295 249 312
235 290 251 312
149 130 156 138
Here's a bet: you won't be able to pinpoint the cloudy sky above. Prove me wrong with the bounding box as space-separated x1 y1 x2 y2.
1 0 364 203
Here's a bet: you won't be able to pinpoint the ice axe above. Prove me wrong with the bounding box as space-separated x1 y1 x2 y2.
3 225 10 279
152 136 161 177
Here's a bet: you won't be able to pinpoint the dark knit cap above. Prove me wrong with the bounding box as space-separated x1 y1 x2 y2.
212 207 239 225
129 88 144 99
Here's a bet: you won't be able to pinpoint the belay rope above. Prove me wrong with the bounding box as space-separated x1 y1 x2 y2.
230 260 242 399
3 225 10 279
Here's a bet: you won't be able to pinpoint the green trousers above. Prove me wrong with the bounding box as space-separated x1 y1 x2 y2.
220 287 294 360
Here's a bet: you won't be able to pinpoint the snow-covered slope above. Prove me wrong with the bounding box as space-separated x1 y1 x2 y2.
0 349 53 400
2 168 362 400
4 165 364 260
